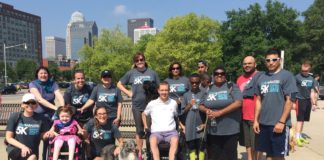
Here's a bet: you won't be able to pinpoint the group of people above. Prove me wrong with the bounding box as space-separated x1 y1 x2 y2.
4 49 320 160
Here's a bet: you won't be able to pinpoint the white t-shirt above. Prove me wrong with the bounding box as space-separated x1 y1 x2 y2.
144 98 178 132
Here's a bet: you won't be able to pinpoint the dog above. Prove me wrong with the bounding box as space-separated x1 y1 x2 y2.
289 124 296 152
143 80 159 104
118 139 138 160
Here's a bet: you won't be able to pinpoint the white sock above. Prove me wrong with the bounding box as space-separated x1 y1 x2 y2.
296 133 301 139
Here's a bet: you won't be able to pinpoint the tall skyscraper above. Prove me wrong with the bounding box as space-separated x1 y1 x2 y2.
45 36 66 60
134 23 158 43
128 18 153 43
0 2 42 67
66 11 98 61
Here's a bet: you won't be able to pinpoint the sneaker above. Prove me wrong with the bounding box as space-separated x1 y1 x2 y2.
138 152 143 160
300 137 309 144
296 138 303 147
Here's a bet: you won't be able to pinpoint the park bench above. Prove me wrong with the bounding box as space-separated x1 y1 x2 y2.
0 101 137 138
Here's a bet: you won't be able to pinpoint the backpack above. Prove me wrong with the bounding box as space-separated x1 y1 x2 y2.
4 112 22 145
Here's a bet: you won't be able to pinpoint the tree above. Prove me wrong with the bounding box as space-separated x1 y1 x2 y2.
221 0 302 79
0 60 17 84
16 59 38 82
134 34 155 53
78 27 134 82
145 13 222 79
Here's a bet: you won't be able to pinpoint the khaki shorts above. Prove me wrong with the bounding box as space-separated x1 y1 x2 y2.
242 120 258 148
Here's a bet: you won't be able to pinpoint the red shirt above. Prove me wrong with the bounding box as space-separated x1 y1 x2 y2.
237 72 257 121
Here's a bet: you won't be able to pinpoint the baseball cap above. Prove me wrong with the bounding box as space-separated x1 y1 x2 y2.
22 93 36 102
101 70 112 78
198 60 208 66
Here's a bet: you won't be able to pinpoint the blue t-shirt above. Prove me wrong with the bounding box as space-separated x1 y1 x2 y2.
165 76 190 100
256 69 298 126
295 73 315 99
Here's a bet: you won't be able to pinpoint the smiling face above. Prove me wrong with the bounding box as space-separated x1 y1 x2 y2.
101 76 112 86
59 111 72 124
22 100 38 113
95 107 108 124
242 56 256 74
37 69 49 82
213 69 226 85
158 83 169 101
171 64 181 77
134 55 145 69
190 77 200 91
301 63 311 76
74 72 85 89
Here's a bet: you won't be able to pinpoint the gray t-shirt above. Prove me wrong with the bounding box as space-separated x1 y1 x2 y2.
90 84 122 118
120 68 160 111
201 83 242 136
6 112 49 155
256 69 298 126
165 76 190 100
181 90 205 141
295 73 315 99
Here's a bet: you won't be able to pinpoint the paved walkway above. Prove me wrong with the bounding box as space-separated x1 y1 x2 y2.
1 101 323 160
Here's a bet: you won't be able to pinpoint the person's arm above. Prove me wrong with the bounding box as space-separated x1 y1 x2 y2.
114 137 124 156
310 89 317 109
273 95 292 133
79 99 95 113
54 89 64 106
6 131 32 157
213 100 242 117
30 88 57 110
199 104 212 118
113 102 122 126
253 96 262 134
117 81 132 98
142 113 148 130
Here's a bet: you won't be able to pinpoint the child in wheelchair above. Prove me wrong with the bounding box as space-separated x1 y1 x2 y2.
48 106 84 160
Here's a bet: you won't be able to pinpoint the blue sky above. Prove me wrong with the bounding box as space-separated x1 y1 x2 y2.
1 0 314 57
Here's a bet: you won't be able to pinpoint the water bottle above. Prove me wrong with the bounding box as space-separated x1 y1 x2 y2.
210 118 217 127
192 94 198 110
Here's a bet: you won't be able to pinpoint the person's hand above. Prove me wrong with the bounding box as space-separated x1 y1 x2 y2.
127 92 133 98
312 104 317 111
292 103 296 110
113 118 120 126
44 131 55 139
78 129 85 135
20 145 32 157
273 122 285 133
189 99 196 107
77 108 84 114
114 146 121 156
253 121 260 134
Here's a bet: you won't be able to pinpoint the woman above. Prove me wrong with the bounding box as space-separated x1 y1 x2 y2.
64 70 93 124
29 66 64 118
80 70 122 126
199 66 242 160
84 106 124 160
6 93 50 160
117 52 160 159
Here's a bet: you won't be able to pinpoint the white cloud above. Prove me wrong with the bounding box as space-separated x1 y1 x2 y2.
113 5 128 15
113 4 150 18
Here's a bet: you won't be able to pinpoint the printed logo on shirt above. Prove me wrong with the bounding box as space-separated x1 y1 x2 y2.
206 91 229 101
170 84 186 93
93 129 112 140
134 76 151 85
16 123 40 135
301 80 313 87
72 94 89 105
98 93 115 103
260 80 280 94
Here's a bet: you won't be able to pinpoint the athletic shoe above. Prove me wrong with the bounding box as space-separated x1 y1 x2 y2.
296 138 303 147
300 137 309 144
138 152 143 160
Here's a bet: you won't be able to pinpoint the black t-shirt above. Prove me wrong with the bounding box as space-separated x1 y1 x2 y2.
6 112 49 155
84 119 121 155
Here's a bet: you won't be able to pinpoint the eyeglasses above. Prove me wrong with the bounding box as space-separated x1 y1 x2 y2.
135 58 144 63
214 72 225 76
23 101 37 105
172 67 180 71
97 113 107 116
265 58 280 63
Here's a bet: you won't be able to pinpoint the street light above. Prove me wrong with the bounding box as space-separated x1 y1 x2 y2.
3 43 27 86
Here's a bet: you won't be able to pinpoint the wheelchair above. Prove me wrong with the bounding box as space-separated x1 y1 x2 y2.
46 138 87 160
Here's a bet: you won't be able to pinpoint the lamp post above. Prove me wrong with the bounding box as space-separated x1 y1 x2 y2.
3 43 27 86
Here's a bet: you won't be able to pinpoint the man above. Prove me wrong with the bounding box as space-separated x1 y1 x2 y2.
197 60 208 74
237 56 262 160
199 73 211 93
143 81 178 160
253 49 298 160
294 62 317 147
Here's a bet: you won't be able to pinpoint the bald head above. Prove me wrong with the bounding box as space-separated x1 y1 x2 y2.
242 56 257 74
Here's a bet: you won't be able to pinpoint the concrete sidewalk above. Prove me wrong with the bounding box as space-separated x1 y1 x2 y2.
1 101 323 160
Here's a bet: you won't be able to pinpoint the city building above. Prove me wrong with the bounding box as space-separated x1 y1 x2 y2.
128 18 153 43
45 36 66 60
66 11 98 61
0 2 42 67
134 23 158 43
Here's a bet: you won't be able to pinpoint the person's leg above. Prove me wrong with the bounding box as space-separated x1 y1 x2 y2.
300 99 312 143
296 99 306 146
269 126 289 160
223 134 238 160
207 134 222 160
53 139 64 160
67 138 77 160
243 120 253 160
150 135 161 160
132 108 144 158
169 136 179 160
187 140 196 160
27 154 37 160
257 125 272 159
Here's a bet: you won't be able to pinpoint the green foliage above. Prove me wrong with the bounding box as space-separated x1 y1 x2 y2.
0 60 17 84
15 59 38 82
134 34 155 53
221 0 301 79
78 27 134 82
145 13 222 79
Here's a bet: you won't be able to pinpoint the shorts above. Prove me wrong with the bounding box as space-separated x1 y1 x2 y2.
242 120 258 148
132 108 145 137
297 98 311 121
8 147 35 160
256 124 289 157
150 130 178 143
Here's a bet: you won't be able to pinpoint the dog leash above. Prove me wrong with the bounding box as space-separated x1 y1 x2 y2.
199 116 209 151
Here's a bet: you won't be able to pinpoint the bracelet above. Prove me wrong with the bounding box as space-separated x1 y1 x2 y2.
278 121 285 124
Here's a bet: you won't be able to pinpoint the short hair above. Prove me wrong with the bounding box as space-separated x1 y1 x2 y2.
302 61 312 67
35 66 50 79
190 73 201 79
57 105 73 116
158 81 169 89
198 60 208 67
168 62 183 78
200 73 211 81
213 65 226 76
73 69 84 78
265 48 281 58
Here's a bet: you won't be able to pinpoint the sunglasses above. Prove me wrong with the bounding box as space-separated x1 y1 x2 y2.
135 58 144 63
191 81 200 85
265 58 280 63
23 101 37 105
214 72 225 76
172 67 180 70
